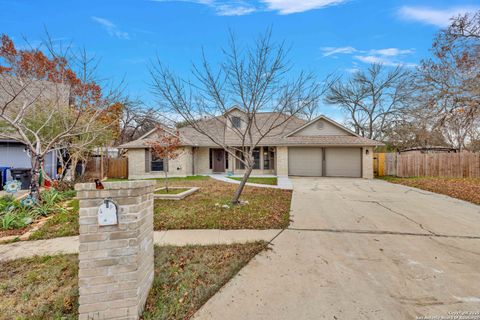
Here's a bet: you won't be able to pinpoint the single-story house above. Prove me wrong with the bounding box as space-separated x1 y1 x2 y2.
119 108 383 179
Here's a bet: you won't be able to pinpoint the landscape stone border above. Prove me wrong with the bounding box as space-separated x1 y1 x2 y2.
154 187 200 200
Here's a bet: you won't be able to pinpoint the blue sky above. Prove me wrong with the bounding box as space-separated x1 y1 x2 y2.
1 0 479 120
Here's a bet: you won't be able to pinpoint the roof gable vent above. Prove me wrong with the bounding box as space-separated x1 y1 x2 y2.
316 121 325 130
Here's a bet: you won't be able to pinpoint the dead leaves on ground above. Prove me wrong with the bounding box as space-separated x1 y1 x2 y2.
386 177 480 205
154 178 292 230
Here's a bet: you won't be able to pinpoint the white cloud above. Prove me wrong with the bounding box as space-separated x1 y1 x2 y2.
345 67 360 73
354 55 416 67
322 45 416 67
151 0 348 15
368 48 414 56
91 16 130 39
321 46 357 57
151 0 256 16
215 4 256 16
261 0 347 14
398 6 480 27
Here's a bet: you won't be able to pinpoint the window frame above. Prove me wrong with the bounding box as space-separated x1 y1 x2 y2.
231 116 241 129
151 153 165 172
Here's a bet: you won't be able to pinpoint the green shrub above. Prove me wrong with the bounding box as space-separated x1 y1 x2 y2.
0 210 31 230
0 189 72 230
0 195 20 213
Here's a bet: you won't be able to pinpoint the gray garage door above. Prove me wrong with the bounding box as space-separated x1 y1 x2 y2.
325 147 361 177
288 147 322 176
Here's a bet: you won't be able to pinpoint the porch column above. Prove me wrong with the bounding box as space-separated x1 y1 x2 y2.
276 146 288 176
260 147 264 171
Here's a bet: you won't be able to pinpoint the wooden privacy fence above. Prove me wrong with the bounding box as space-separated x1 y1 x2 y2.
85 157 128 179
374 152 480 178
373 153 397 176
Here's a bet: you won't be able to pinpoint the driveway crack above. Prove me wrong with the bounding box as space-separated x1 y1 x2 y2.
374 201 437 236
343 199 437 236
286 228 480 240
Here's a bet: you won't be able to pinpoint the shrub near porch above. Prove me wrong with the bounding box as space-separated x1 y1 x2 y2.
154 177 291 229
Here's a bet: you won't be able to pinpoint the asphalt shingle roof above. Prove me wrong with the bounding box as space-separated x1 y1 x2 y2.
119 112 383 148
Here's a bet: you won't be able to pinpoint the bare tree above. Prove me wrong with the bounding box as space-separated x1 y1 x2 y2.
116 97 162 145
440 110 479 151
417 11 479 122
150 30 323 204
446 11 480 40
325 63 412 140
383 106 448 150
0 34 120 200
414 10 480 151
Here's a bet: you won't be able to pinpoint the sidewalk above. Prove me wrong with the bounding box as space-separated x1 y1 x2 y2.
0 229 281 262
209 174 293 190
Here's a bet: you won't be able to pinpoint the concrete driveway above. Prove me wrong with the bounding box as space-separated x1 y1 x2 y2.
193 178 480 320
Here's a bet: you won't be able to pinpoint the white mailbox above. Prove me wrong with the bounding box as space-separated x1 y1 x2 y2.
98 199 118 226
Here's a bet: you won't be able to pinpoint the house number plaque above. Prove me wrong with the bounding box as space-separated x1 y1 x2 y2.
98 199 118 226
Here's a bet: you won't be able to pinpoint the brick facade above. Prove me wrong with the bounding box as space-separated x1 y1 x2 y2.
276 146 289 176
128 147 192 179
127 145 374 179
362 147 374 179
75 180 155 320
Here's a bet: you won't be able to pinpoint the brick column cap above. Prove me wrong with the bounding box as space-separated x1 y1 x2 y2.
75 180 156 192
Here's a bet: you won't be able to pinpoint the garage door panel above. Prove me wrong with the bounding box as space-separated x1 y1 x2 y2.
288 147 322 176
325 148 361 177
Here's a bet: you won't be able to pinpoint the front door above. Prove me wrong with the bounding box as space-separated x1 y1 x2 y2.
213 149 225 173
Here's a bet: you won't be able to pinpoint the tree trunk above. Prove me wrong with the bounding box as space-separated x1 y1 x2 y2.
30 154 43 201
70 156 79 181
164 169 169 192
231 165 253 205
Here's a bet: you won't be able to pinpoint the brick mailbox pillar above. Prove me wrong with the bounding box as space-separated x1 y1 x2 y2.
75 180 156 320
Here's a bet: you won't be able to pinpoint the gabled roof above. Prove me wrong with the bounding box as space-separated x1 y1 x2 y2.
284 115 360 138
224 106 244 115
119 110 383 148
118 125 194 149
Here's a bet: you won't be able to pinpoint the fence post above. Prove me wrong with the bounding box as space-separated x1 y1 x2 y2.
75 180 156 320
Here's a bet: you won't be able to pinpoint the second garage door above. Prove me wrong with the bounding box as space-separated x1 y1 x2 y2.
288 147 323 176
325 147 361 177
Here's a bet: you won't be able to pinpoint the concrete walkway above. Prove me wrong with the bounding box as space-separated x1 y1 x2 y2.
0 229 281 262
209 174 293 190
193 178 480 320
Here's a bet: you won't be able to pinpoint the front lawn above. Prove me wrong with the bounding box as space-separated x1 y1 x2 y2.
228 177 278 185
29 199 79 240
380 176 480 205
0 242 266 320
8 175 290 240
154 177 291 229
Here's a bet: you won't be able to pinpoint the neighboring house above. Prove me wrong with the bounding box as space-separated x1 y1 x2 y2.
119 108 383 179
0 139 58 179
0 76 70 185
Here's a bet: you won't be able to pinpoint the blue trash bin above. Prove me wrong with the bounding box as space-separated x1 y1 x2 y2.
0 167 11 191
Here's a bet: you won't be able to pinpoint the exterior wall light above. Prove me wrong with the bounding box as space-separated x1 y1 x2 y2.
366 149 369 155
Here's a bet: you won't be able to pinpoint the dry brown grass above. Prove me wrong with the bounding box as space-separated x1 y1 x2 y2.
381 176 480 205
154 177 292 229
0 243 266 320
0 254 78 320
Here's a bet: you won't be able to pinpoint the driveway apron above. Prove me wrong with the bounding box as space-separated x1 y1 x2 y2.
193 178 480 320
